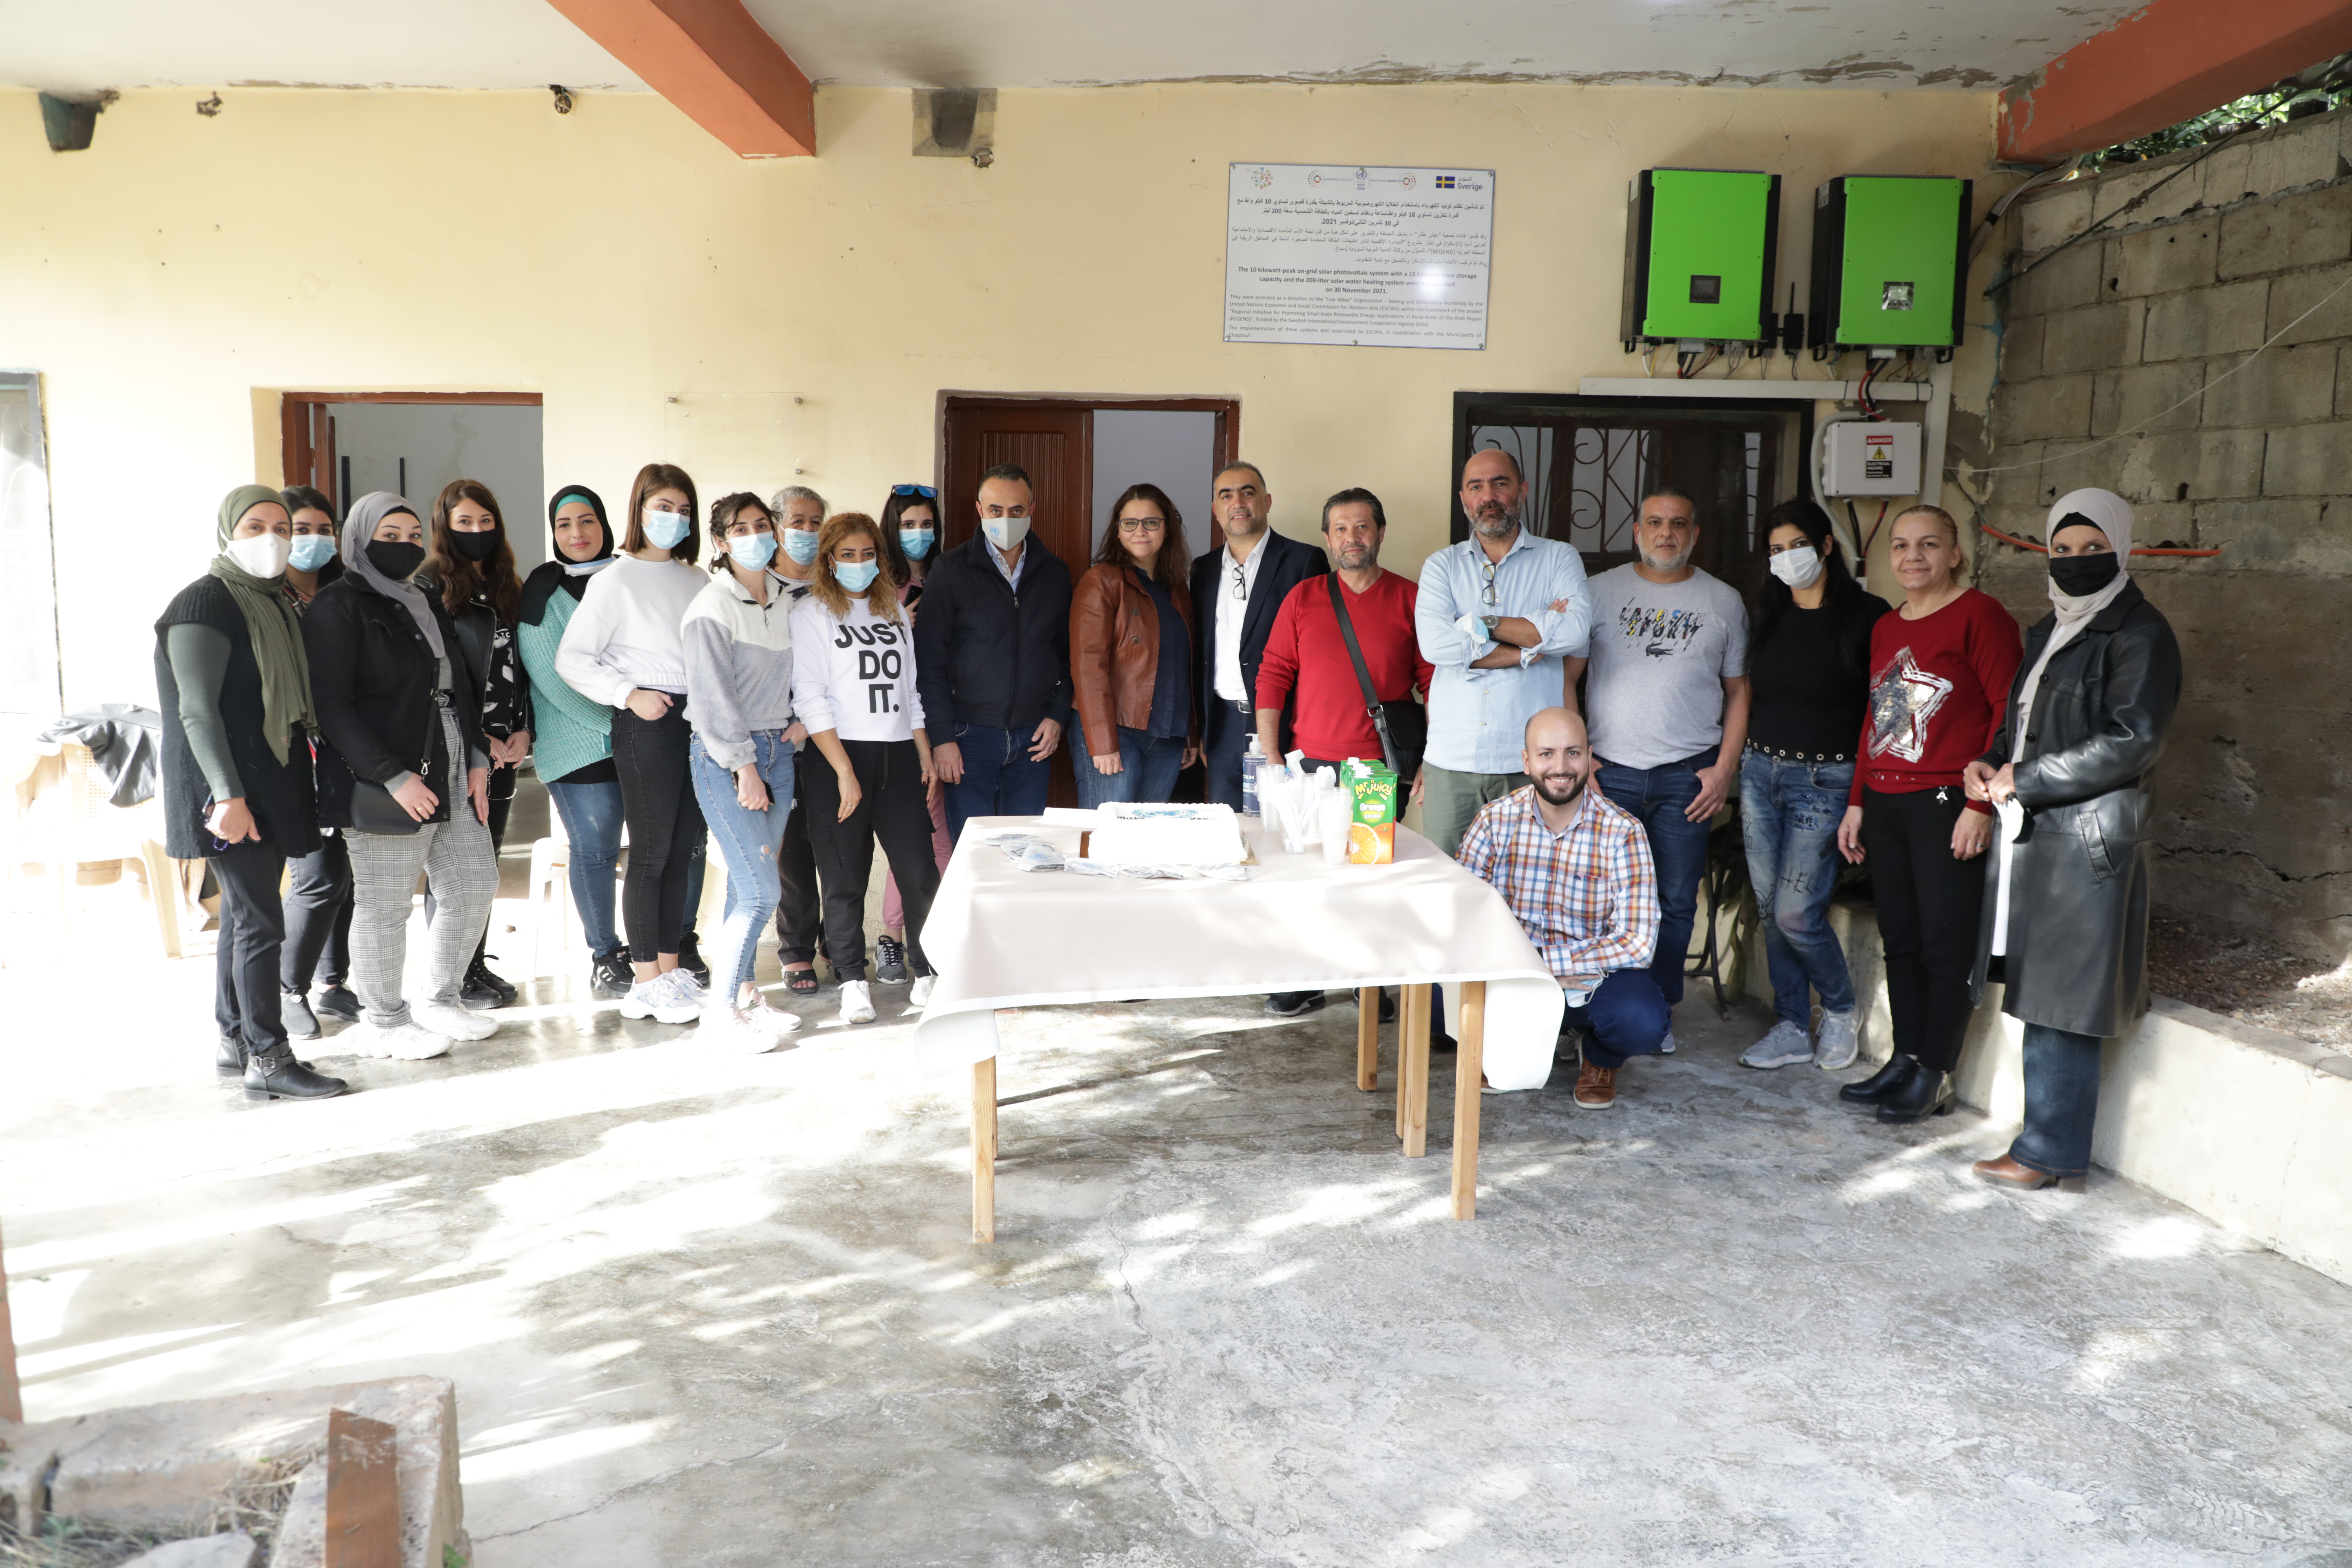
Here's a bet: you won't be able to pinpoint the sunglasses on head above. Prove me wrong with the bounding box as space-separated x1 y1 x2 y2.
891 483 938 499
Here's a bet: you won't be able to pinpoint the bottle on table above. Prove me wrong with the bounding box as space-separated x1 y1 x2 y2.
1241 735 1265 817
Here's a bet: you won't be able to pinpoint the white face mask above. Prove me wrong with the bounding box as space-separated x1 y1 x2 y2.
1768 544 1824 590
224 531 292 580
982 514 1030 551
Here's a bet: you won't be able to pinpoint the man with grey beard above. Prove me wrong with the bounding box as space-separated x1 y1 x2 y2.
1413 448 1593 858
1561 489 1750 1043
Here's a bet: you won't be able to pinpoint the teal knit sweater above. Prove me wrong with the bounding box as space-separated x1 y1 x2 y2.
517 591 615 784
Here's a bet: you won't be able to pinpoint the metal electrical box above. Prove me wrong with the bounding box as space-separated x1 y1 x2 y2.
1807 175 1970 355
1619 168 1780 348
1822 421 1922 496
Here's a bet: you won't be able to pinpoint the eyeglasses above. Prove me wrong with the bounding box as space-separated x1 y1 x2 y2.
1118 517 1167 534
891 483 938 499
1478 558 1498 607
1230 562 1248 601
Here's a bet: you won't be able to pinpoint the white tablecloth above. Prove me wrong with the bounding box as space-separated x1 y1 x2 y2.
909 816 1567 1092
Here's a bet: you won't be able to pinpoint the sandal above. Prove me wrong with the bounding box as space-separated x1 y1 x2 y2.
784 966 820 995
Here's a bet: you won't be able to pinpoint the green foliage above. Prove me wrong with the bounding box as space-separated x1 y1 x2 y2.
445 1545 471 1568
2102 87 2337 166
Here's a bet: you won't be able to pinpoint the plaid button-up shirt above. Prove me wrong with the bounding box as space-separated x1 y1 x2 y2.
1456 784 1659 1003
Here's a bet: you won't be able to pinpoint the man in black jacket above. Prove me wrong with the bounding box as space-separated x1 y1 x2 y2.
1190 461 1328 810
915 463 1074 843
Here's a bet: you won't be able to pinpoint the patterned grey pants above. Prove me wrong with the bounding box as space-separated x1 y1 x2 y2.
344 711 499 1030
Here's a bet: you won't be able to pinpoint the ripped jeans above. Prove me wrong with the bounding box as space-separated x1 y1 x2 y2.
1739 748 1857 1029
689 729 798 1006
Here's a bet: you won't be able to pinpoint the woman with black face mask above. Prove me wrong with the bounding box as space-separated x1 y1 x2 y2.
423 479 531 1007
1965 488 2182 1191
304 491 501 1062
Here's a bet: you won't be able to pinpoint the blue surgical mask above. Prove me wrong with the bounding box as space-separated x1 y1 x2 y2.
288 534 338 572
642 506 691 550
727 532 777 570
834 560 881 593
782 528 820 565
898 528 935 560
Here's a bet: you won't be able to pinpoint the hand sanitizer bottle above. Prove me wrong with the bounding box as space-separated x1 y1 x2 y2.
1241 736 1265 817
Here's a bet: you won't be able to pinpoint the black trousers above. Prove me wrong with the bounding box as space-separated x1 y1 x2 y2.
613 706 707 962
212 839 290 1056
280 832 354 991
1862 785 1986 1074
801 739 938 982
773 748 825 965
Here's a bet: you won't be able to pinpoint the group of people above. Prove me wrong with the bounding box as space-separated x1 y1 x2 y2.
160 445 2180 1191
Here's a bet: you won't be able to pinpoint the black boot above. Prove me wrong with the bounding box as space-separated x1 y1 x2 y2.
217 1035 248 1076
677 934 711 986
245 1045 348 1102
462 957 519 1008
312 983 362 1022
281 990 321 1039
1839 1053 1916 1104
1877 1065 1955 1122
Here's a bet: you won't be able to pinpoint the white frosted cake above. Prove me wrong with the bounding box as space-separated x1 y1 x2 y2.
1084 803 1248 868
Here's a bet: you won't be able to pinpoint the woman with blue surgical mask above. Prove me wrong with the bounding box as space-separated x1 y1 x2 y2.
789 512 940 1026
272 485 362 1040
870 484 949 982
556 463 712 1026
761 484 830 995
677 493 810 1049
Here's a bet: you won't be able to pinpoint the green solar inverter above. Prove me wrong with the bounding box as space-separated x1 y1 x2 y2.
1618 168 1780 348
1807 175 1971 355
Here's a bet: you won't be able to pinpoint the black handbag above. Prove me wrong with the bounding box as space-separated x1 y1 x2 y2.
347 704 438 836
1328 573 1426 780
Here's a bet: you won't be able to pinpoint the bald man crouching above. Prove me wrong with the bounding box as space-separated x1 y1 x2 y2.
1455 708 1671 1108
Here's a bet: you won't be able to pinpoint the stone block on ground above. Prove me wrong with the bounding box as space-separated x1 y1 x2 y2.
122 1532 260 1568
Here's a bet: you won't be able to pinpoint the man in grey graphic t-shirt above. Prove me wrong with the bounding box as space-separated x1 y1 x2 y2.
1562 490 1750 1031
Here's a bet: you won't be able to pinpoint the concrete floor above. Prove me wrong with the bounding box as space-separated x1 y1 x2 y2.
5 844 2352 1566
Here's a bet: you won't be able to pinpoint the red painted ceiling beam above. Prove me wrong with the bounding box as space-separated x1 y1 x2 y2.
543 0 814 158
2000 0 2352 162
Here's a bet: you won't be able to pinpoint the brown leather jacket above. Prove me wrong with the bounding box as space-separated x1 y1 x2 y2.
1071 562 1196 757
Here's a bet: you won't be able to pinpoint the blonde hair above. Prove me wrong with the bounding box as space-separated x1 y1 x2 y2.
808 512 905 622
1892 503 1960 546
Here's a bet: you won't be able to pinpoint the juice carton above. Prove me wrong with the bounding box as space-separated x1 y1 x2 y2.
1346 766 1399 864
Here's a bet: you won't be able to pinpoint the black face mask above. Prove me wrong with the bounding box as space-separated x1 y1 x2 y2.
366 540 426 581
2049 550 2120 597
450 530 499 562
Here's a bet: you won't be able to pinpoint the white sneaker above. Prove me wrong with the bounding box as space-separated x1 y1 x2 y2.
839 979 876 1025
622 973 700 1025
1658 1029 1677 1055
415 1001 497 1042
1740 1019 1813 1070
1813 1007 1862 1071
699 1006 783 1054
741 999 804 1038
908 975 935 1009
668 968 707 1005
342 1021 452 1061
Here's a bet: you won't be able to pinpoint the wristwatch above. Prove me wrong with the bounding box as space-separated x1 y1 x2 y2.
1481 615 1502 632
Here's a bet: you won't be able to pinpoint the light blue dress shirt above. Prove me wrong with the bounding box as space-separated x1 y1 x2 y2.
985 533 1027 589
1414 528 1594 776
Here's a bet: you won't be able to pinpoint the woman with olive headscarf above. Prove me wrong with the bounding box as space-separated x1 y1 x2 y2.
1965 488 2182 1191
304 491 501 1061
154 484 345 1100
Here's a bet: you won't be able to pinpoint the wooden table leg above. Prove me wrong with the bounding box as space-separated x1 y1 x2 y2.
1397 984 1426 1139
1452 981 1486 1219
1400 983 1430 1157
0 1214 21 1423
1356 987 1380 1091
972 1057 997 1244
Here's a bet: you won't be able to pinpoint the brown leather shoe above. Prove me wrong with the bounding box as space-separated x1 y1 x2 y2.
1572 1061 1617 1110
1973 1155 2059 1190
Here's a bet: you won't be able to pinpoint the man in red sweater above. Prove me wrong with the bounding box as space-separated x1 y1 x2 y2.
1253 488 1435 777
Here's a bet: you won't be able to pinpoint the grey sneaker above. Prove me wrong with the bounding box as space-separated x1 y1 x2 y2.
1813 1007 1862 1071
1740 1019 1813 1070
1657 1029 1677 1055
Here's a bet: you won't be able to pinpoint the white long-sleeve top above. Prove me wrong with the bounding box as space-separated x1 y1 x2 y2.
789 593 925 742
555 554 706 708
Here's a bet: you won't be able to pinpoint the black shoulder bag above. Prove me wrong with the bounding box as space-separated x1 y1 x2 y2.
1327 573 1426 780
347 702 438 836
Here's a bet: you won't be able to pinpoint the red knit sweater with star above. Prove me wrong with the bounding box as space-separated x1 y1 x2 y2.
1848 588 2022 812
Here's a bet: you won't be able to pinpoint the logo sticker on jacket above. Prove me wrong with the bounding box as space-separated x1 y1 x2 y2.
1867 646 1953 763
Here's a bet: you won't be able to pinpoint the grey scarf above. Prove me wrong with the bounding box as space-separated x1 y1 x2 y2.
340 491 446 661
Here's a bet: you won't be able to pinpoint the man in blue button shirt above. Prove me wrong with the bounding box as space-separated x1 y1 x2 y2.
1414 448 1594 857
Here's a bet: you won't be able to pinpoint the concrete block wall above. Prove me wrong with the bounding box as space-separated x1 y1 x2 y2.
1980 108 2352 961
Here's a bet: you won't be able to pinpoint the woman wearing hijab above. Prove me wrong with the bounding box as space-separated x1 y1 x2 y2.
304 491 501 1060
154 485 345 1100
556 463 712 1026
422 478 532 1008
1966 489 2182 1190
517 485 634 1000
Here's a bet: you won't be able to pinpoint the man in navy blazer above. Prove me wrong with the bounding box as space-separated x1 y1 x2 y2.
1190 461 1329 811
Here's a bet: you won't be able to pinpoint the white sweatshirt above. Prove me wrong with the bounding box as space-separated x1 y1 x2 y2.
789 592 926 742
556 554 706 707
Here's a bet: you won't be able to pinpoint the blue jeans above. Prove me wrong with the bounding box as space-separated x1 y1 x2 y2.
1597 753 1715 1008
1071 725 1187 807
546 777 624 958
690 731 797 1004
1738 751 1857 1028
945 721 1055 843
2011 1023 2104 1179
1563 968 1673 1071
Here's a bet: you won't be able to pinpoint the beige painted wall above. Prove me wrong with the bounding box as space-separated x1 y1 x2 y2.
0 81 1997 707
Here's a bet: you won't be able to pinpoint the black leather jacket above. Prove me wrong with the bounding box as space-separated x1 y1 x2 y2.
303 576 487 831
423 575 530 742
1969 582 2182 1038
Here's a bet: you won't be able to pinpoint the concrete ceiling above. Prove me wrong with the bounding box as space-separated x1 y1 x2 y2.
4 0 2138 96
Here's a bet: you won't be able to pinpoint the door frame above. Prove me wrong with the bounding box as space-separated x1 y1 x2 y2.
935 391 1241 552
279 391 544 513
